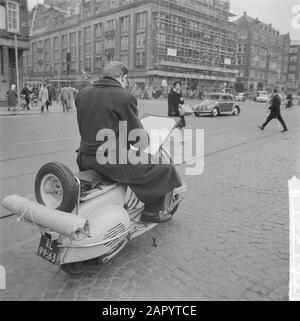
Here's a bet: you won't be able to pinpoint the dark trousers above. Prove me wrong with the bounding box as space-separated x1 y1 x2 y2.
62 99 67 111
24 97 30 110
262 113 288 131
46 99 51 111
41 104 49 112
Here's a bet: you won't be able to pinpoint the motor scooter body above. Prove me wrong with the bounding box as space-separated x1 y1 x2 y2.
59 184 130 264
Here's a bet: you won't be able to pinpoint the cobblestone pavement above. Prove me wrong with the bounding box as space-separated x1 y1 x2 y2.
1 126 299 301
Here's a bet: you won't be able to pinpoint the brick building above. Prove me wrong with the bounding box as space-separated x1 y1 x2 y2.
287 41 300 95
234 12 290 93
23 0 238 93
0 0 29 103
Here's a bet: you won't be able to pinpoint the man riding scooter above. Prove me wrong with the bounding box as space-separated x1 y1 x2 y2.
75 61 182 223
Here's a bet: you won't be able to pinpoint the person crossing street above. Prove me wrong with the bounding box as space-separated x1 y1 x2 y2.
258 88 288 133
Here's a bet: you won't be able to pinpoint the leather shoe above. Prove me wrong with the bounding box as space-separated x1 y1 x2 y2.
141 211 172 223
281 129 288 133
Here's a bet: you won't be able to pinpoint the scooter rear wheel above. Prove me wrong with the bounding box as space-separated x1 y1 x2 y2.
35 162 78 213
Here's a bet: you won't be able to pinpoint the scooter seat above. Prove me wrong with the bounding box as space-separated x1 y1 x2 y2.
74 170 114 188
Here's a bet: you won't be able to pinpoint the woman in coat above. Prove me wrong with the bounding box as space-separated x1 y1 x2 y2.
7 84 18 111
39 83 49 113
168 81 186 142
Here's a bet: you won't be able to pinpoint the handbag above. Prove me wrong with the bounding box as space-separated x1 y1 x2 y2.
178 104 193 116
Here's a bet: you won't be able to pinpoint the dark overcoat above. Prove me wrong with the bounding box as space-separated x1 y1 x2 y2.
269 94 281 118
7 89 17 107
75 77 181 204
168 89 186 127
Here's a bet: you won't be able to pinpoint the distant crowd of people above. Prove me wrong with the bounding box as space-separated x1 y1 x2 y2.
6 83 79 113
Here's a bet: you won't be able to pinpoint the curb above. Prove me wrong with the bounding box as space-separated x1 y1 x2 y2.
0 110 76 117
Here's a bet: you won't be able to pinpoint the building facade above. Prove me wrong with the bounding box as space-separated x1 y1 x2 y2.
0 0 29 103
234 12 290 93
24 0 238 93
287 41 300 95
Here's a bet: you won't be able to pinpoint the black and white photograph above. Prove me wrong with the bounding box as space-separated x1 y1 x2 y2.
0 0 300 304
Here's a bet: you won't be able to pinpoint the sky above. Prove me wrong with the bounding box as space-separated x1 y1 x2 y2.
27 0 300 40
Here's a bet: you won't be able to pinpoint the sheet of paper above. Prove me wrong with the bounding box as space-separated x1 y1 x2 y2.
140 115 178 155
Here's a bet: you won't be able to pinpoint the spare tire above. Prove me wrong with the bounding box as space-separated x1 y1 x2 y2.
35 162 78 213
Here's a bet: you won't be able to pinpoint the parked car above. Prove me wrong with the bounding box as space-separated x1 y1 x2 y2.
194 93 241 117
256 91 270 103
236 92 246 102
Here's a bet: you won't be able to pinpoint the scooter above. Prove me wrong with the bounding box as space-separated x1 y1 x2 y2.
2 115 186 275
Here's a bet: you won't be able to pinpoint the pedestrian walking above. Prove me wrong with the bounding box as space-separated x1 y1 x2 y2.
168 80 186 142
21 84 32 110
258 88 288 133
66 86 74 111
7 84 18 112
39 83 49 113
61 84 70 112
46 84 56 111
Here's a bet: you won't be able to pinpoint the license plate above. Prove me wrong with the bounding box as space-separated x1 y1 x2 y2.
37 233 60 264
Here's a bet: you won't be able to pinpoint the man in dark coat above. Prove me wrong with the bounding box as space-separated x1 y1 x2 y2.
168 81 186 142
46 84 56 111
75 61 182 223
21 84 32 110
259 88 288 132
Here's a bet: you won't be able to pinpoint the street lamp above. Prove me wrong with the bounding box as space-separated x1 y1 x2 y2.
14 33 21 110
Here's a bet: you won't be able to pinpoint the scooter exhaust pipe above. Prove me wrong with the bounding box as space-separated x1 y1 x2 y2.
2 195 90 239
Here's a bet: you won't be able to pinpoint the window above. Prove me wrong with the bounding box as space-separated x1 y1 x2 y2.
70 33 76 72
120 54 129 66
104 19 116 32
70 33 76 46
250 70 256 78
136 12 147 29
95 40 103 70
62 35 69 72
84 27 92 42
120 16 130 33
7 1 19 33
53 37 59 62
136 33 146 48
84 43 92 71
290 55 297 63
105 38 115 49
121 36 129 51
222 95 232 101
44 39 50 67
78 31 82 71
95 23 102 39
95 41 102 56
136 52 146 67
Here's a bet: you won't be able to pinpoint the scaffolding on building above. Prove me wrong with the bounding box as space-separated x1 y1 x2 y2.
153 0 237 94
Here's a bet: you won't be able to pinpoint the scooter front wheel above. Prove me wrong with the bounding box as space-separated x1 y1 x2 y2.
60 258 100 275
